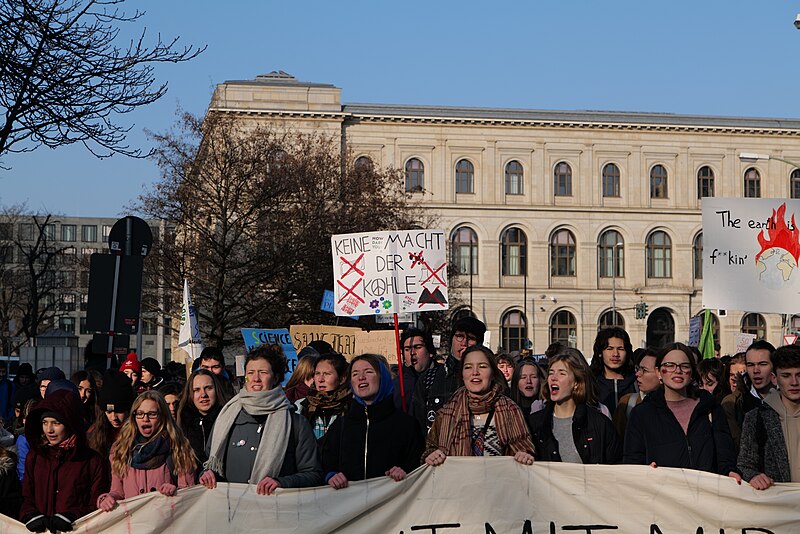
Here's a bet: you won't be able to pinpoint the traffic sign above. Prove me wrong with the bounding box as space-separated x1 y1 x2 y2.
784 334 798 346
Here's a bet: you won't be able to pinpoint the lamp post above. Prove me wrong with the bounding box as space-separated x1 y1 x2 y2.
611 242 623 324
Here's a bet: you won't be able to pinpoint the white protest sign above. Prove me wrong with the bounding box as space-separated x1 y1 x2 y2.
735 332 756 353
331 229 448 317
5 460 798 533
703 198 800 314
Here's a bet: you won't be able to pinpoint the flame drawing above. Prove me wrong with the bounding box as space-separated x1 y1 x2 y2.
755 203 800 264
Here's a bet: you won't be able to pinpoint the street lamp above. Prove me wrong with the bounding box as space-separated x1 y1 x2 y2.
739 152 800 168
611 242 623 322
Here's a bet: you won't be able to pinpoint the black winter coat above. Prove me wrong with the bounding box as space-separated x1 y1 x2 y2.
180 403 221 467
595 373 637 413
527 403 621 464
623 388 738 475
411 356 462 432
322 396 423 482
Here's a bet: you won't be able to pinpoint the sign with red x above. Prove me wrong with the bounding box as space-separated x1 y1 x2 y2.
331 229 448 316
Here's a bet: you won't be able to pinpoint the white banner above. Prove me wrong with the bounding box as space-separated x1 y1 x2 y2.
3 459 798 533
703 198 800 314
331 229 448 317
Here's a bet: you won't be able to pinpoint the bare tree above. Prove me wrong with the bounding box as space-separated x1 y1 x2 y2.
0 208 74 353
0 0 203 160
135 112 438 348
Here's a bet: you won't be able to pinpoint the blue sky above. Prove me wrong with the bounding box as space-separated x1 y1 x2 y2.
3 1 800 216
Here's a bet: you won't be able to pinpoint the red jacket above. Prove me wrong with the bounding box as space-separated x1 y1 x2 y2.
20 390 110 521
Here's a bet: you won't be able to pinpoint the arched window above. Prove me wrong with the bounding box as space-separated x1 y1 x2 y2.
741 313 766 339
744 167 761 198
646 308 675 347
354 156 373 170
646 231 672 278
791 169 800 199
550 310 577 347
501 310 527 352
451 227 478 275
698 166 715 198
505 160 524 195
455 159 474 194
598 230 624 278
501 227 527 276
551 229 576 277
599 310 624 329
693 232 703 280
554 162 572 197
650 164 668 199
405 158 424 192
602 163 620 197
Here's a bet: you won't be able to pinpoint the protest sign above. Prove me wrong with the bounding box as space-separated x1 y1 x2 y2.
735 332 757 353
354 330 396 359
688 315 702 347
703 198 800 314
290 324 360 359
240 328 297 384
331 229 448 317
4 459 797 533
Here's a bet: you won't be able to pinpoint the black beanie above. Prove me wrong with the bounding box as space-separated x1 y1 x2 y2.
140 357 161 375
452 316 487 345
98 370 134 413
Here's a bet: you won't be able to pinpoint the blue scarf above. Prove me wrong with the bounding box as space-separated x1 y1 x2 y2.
130 433 171 470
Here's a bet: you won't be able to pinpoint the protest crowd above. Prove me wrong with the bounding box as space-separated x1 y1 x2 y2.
0 316 797 532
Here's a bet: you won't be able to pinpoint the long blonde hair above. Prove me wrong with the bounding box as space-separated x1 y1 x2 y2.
110 390 196 478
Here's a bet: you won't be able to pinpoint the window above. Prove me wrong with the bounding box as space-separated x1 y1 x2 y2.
43 224 55 241
59 316 75 334
551 229 576 276
505 160 523 195
102 225 112 240
741 313 766 339
791 169 800 199
551 310 576 346
82 225 97 242
599 310 624 329
501 227 527 276
61 224 76 242
142 319 158 335
598 230 624 278
18 223 33 241
80 294 88 311
0 246 13 263
60 271 76 287
149 226 160 243
405 158 424 192
698 166 715 198
650 164 668 199
693 233 703 280
451 227 478 275
0 223 12 240
602 163 620 197
82 247 98 256
59 293 76 312
646 231 672 278
744 167 761 198
455 159 474 194
554 162 572 196
501 310 527 352
79 316 89 335
354 156 373 170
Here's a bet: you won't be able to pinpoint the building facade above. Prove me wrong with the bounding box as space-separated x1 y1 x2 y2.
0 216 171 362
208 71 800 355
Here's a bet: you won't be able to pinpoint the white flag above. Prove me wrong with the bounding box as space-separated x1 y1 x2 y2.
178 279 204 360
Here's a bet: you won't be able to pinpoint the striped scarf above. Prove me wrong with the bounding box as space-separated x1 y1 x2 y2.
424 383 533 458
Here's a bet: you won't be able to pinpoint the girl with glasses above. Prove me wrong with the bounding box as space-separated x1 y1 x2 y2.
97 391 196 512
623 342 741 482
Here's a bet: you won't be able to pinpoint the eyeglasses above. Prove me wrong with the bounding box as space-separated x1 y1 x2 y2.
634 365 654 374
660 362 692 373
133 411 159 420
453 333 478 343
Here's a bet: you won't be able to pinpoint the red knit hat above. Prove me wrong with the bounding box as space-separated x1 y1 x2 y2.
119 352 142 375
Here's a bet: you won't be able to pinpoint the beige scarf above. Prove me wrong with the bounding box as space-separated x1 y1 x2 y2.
203 386 291 484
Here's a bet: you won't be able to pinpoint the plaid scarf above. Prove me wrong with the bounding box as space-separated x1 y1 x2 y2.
424 383 533 458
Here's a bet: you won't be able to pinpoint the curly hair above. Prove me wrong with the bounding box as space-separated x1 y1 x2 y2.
246 343 288 386
110 390 196 478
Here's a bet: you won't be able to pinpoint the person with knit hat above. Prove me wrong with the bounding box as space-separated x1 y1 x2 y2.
13 363 36 389
20 389 109 532
140 358 164 390
36 367 65 401
88 370 135 458
119 352 146 394
411 316 487 432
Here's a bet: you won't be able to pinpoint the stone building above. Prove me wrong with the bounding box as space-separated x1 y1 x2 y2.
207 71 800 355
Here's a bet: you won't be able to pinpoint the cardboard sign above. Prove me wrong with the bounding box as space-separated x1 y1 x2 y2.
290 325 360 359
703 198 800 314
354 330 397 361
331 229 448 316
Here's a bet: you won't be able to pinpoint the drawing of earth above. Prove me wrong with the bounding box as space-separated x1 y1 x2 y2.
756 247 797 290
